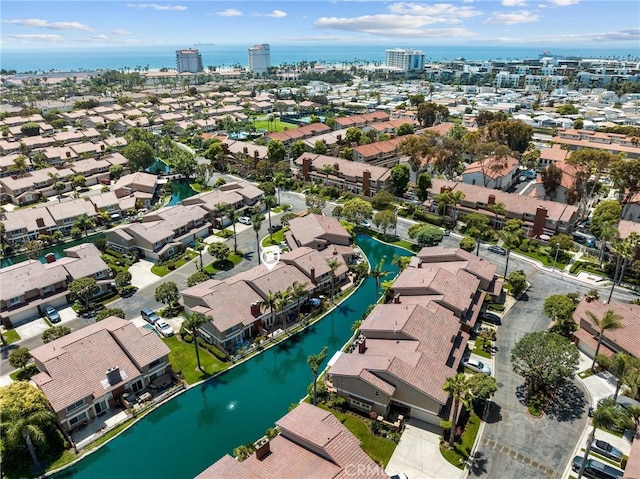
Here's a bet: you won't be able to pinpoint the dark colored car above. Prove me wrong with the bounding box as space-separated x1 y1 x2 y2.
268 224 283 233
141 308 160 325
592 440 623 462
487 245 507 255
44 306 61 324
481 312 502 325
571 455 623 479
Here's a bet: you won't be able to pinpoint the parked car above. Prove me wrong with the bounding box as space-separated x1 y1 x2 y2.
571 455 623 479
591 440 623 462
463 359 492 375
481 312 502 325
360 220 371 228
141 308 160 325
268 224 283 233
238 216 252 225
44 306 61 324
155 319 174 337
488 245 507 255
390 474 409 479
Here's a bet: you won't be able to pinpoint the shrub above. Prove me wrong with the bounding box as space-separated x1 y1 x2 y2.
459 236 477 252
412 209 444 226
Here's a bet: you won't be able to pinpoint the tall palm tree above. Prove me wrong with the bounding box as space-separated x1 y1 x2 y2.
369 258 390 302
275 288 292 330
585 309 624 372
225 205 240 253
74 214 95 237
381 280 395 302
291 282 308 322
264 195 278 243
392 255 411 272
194 238 205 270
48 172 66 202
1 408 58 473
184 312 210 371
307 346 328 406
273 172 286 205
252 214 263 264
260 290 279 329
326 258 340 302
443 373 470 448
596 352 640 400
499 229 519 278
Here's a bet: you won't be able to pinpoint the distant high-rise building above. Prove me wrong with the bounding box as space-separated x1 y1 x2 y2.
176 49 204 73
248 44 270 76
385 48 425 72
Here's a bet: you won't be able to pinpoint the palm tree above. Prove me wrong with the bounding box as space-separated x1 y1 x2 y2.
585 309 624 372
73 214 95 237
291 282 308 323
275 288 292 330
369 258 390 302
264 195 278 243
260 290 279 329
48 172 66 202
252 214 263 264
392 255 411 272
307 346 328 406
224 205 240 253
184 312 210 371
194 238 205 270
499 229 519 278
326 258 340 302
1 408 58 473
273 172 287 205
596 352 640 400
381 280 394 302
443 373 470 448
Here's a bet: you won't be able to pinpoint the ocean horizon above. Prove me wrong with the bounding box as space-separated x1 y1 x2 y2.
2 43 639 74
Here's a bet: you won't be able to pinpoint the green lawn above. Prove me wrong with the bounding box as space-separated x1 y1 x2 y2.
318 405 397 467
162 335 229 385
151 251 199 276
204 253 243 275
440 411 481 468
2 329 20 344
513 247 571 270
472 340 492 359
215 229 234 238
253 120 297 132
262 228 287 247
9 364 38 381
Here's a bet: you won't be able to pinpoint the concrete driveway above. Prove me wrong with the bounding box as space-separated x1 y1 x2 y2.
386 421 464 479
129 259 159 289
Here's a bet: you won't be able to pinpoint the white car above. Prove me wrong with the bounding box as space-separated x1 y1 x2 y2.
155 319 174 337
238 216 252 225
463 359 491 375
360 220 371 228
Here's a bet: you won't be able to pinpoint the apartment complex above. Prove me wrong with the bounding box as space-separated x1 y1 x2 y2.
30 316 170 433
175 49 203 73
385 48 425 73
248 44 270 76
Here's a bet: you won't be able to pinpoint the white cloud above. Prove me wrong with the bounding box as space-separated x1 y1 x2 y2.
548 0 579 5
388 3 482 19
126 4 187 11
217 9 242 17
111 29 132 35
256 10 287 18
316 15 475 37
494 28 639 44
6 34 64 42
86 34 110 41
484 10 540 24
502 0 526 5
3 18 93 32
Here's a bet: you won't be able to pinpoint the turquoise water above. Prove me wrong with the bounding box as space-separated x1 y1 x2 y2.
0 233 106 268
167 179 197 206
53 235 410 478
146 158 170 175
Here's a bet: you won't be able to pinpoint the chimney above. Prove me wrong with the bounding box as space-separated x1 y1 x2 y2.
222 143 229 153
488 194 496 205
440 186 452 194
66 151 71 158
250 302 261 317
100 144 105 151
393 294 401 304
302 157 311 181
254 436 271 461
310 267 316 282
36 217 45 228
333 163 339 172
337 134 342 142
363 170 371 197
106 366 122 386
254 150 259 160
358 336 367 354
531 205 548 238
243 146 248 154
45 252 56 263
417 259 422 269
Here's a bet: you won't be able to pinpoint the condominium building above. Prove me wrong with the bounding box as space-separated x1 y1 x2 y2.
175 49 203 73
248 44 270 76
385 48 425 72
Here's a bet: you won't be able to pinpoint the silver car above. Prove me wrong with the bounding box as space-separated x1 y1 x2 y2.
463 359 492 375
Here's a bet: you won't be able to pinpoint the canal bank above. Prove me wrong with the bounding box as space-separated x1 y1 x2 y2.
52 235 410 479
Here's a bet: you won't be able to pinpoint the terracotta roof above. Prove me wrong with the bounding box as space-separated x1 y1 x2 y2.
288 213 350 248
415 246 497 283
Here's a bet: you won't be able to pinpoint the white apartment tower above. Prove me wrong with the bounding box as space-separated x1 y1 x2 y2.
248 44 271 76
176 49 204 73
385 48 425 72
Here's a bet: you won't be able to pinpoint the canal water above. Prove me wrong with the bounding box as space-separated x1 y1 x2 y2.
167 179 197 206
0 233 106 268
54 235 410 478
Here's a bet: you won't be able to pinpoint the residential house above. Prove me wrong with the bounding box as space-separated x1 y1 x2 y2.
30 316 170 433
0 166 74 205
352 137 405 168
266 123 331 146
112 172 158 207
285 213 351 252
553 128 640 159
46 198 98 236
333 112 390 130
1 206 57 246
461 156 519 190
196 403 386 479
0 243 110 326
181 182 263 227
105 204 209 261
295 153 391 197
572 299 640 359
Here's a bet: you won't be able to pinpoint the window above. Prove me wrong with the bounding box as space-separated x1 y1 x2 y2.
9 296 22 306
350 397 372 411
149 358 163 368
95 271 105 279
66 399 86 413
42 285 52 294
68 411 88 426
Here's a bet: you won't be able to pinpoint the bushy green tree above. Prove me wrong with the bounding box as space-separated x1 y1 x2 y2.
459 236 477 252
155 281 180 307
187 271 210 287
95 308 125 321
342 198 373 224
507 270 527 297
8 347 31 369
42 326 72 343
68 277 99 308
389 164 411 196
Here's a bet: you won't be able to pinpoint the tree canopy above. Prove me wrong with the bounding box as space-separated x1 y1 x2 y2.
389 164 411 195
123 140 155 171
68 277 99 308
342 198 373 224
42 326 71 344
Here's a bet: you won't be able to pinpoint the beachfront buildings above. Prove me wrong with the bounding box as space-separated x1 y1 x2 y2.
327 246 499 425
197 402 386 479
385 48 425 73
248 44 270 76
0 243 111 327
30 316 171 433
175 49 203 73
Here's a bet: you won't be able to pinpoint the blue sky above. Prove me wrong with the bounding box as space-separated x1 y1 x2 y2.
2 0 639 50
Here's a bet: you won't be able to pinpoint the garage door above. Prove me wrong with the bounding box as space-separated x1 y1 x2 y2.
410 406 440 426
